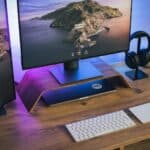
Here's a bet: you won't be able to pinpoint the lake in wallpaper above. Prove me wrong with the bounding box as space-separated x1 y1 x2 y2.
18 0 132 68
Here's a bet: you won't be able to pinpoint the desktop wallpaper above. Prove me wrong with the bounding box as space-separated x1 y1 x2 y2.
18 0 131 68
0 0 15 106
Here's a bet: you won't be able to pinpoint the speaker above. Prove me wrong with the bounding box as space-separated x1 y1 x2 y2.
0 0 15 115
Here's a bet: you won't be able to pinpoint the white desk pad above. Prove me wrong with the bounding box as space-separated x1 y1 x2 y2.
129 103 150 123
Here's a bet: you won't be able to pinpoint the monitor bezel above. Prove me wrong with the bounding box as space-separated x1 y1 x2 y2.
17 0 133 70
0 0 16 106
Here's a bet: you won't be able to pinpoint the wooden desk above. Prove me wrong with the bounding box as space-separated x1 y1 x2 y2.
0 59 150 150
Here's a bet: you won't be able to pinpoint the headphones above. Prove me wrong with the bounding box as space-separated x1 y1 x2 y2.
125 31 150 69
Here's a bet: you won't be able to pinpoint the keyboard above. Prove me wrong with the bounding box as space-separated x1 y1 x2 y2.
129 103 150 123
65 110 136 142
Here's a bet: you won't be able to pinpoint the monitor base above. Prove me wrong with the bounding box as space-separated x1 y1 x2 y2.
125 69 148 80
0 107 7 116
50 61 103 84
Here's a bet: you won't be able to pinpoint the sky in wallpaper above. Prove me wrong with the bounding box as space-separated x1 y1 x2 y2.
19 0 131 20
19 0 81 20
0 0 7 28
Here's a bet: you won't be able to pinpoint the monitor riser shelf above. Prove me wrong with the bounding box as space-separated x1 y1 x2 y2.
17 59 132 112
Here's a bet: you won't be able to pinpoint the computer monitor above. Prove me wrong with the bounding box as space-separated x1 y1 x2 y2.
17 0 132 84
0 0 15 114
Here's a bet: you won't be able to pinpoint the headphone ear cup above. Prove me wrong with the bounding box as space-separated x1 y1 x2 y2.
138 49 149 66
125 52 139 69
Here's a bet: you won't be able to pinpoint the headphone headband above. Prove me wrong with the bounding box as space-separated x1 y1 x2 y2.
130 31 150 51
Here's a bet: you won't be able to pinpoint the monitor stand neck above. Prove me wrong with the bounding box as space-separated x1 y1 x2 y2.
50 60 103 84
64 60 79 70
0 107 7 116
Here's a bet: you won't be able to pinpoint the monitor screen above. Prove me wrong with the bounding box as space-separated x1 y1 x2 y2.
18 0 132 69
0 0 15 107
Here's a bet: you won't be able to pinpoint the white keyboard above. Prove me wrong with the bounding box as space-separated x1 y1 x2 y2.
65 110 135 142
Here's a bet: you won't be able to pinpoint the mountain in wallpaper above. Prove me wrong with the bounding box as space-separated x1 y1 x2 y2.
40 0 123 48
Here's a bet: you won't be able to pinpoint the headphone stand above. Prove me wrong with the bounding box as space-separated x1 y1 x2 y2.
125 67 148 80
125 31 150 80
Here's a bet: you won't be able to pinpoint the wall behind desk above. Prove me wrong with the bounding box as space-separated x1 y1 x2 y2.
132 0 150 34
6 0 150 82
